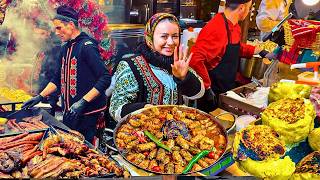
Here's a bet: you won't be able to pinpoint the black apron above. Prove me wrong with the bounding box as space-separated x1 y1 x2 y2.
196 14 240 113
209 14 240 95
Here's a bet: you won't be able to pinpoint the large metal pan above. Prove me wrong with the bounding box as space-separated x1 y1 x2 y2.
113 105 229 175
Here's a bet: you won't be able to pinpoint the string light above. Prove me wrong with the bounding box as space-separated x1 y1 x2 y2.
302 0 320 6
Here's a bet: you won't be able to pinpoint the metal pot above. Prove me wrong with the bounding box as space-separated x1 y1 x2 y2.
240 55 271 79
112 105 229 175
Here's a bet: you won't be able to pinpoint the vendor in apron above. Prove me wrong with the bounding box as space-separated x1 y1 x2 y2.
189 0 275 112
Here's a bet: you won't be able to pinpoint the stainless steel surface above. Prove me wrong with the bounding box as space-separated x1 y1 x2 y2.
240 56 270 79
113 105 229 175
263 59 279 87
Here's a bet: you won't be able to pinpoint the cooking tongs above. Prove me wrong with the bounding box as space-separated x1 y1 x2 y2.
262 12 294 42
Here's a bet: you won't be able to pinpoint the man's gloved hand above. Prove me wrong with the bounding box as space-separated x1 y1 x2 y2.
205 88 217 105
63 98 88 122
21 95 45 109
259 50 277 60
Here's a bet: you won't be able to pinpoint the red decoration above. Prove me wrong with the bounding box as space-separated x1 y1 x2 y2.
70 69 76 75
48 0 114 61
70 88 76 95
70 78 76 85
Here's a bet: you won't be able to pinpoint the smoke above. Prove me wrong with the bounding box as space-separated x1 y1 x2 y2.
0 0 57 93
3 0 55 63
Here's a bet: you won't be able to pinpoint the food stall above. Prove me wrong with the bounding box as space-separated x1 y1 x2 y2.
0 0 319 179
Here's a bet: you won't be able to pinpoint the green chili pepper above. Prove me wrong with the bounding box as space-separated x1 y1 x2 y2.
144 130 172 152
182 150 210 174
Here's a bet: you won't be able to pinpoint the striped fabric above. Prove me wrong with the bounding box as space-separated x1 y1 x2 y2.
288 19 320 38
288 19 320 48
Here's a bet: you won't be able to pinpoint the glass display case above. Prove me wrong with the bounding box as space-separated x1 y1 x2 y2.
156 0 180 17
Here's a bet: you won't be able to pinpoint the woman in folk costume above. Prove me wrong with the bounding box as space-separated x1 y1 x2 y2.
109 13 205 122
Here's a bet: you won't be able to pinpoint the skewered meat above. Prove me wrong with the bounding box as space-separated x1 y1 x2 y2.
172 146 180 151
0 132 28 144
0 152 14 173
23 115 42 122
0 140 39 151
0 172 12 178
11 170 22 178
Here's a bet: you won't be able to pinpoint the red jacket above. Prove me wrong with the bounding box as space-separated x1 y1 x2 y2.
190 13 256 89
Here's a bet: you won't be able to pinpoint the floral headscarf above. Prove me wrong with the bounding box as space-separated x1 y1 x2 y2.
145 13 180 49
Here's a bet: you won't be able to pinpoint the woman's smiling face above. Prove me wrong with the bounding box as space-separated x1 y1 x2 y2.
152 19 180 56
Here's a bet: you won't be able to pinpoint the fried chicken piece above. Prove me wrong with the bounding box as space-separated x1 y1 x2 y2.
173 151 185 166
126 140 138 150
166 139 175 149
198 159 209 168
128 119 141 127
139 159 150 169
136 142 156 152
156 149 166 161
162 155 171 165
199 137 215 150
203 157 215 165
180 150 193 161
175 164 184 174
176 136 189 150
191 163 202 172
148 149 157 160
172 146 181 151
165 162 174 174
188 121 201 129
190 134 204 144
148 160 158 170
133 153 145 165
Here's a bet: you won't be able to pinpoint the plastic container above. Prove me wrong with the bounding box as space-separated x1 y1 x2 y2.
181 27 198 53
235 115 257 131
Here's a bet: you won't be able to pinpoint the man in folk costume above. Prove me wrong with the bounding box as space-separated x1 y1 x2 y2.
189 0 276 112
22 5 112 143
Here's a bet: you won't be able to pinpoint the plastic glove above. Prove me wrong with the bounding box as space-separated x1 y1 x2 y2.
205 88 217 104
63 98 88 122
21 95 44 109
259 50 277 60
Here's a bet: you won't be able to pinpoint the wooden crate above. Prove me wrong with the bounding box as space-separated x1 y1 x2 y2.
218 85 262 116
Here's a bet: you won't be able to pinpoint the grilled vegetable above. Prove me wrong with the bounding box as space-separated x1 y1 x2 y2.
144 131 171 152
182 150 210 174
